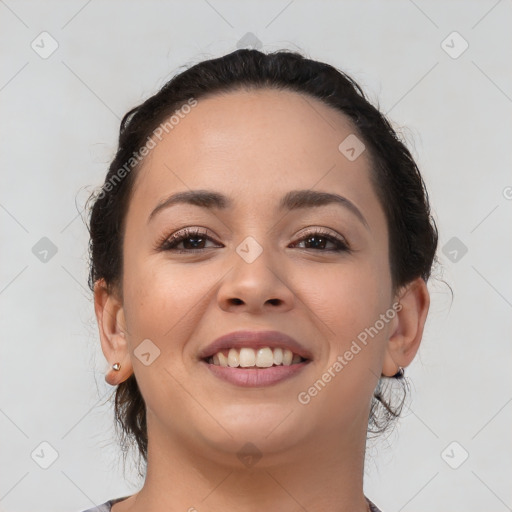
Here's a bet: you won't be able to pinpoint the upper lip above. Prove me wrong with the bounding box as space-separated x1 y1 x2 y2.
198 330 313 361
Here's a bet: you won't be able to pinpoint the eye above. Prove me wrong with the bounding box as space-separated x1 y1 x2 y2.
157 227 350 254
158 228 222 253
290 228 350 253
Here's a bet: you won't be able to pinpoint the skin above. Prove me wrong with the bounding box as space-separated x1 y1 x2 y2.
94 88 430 512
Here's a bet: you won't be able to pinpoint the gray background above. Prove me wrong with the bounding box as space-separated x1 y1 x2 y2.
1 1 511 511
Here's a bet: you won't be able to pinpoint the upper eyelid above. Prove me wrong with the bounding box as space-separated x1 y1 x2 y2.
164 225 345 239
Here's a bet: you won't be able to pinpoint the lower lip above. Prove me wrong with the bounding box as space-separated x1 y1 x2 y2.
202 361 310 387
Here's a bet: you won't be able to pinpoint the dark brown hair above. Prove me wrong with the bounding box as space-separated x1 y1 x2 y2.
87 48 438 473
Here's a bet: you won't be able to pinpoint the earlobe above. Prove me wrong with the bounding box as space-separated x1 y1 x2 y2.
382 277 430 377
93 279 133 386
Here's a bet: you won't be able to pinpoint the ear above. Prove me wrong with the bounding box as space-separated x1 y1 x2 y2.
94 279 133 386
382 277 430 377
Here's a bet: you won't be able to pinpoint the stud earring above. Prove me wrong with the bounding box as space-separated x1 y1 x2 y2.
392 367 405 379
112 362 121 371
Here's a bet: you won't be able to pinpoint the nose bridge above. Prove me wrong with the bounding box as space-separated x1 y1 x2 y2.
228 199 280 264
232 230 280 286
217 228 294 312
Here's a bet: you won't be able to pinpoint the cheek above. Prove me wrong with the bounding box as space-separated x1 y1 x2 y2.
123 258 202 343
293 264 392 422
121 259 208 413
298 259 392 340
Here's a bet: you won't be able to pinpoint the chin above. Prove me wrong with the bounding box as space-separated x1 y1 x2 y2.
193 406 309 463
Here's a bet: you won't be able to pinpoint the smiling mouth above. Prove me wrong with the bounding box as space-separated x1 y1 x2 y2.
204 347 308 368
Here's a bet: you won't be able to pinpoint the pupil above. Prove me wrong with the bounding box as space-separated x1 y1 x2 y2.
184 237 204 249
308 236 325 249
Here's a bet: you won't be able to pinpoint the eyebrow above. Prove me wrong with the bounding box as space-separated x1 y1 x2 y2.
148 189 369 229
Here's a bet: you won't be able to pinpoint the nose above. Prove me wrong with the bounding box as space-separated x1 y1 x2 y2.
216 239 296 315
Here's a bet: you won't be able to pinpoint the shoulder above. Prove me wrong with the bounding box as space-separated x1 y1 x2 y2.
78 496 130 512
367 497 384 512
78 501 111 512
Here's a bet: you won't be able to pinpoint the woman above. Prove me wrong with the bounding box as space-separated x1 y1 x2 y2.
82 48 437 512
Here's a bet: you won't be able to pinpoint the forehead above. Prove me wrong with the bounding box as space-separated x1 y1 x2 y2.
129 88 382 222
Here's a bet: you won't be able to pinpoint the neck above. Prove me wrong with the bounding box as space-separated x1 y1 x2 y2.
121 412 370 512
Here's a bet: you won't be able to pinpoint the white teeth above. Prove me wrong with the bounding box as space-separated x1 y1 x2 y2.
218 352 228 367
273 347 283 365
256 347 274 367
228 348 239 367
239 347 256 367
209 346 305 368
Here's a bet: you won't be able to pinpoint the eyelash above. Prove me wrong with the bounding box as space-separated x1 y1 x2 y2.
158 227 351 254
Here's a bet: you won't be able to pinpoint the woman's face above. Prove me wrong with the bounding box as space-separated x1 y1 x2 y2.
116 89 400 462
